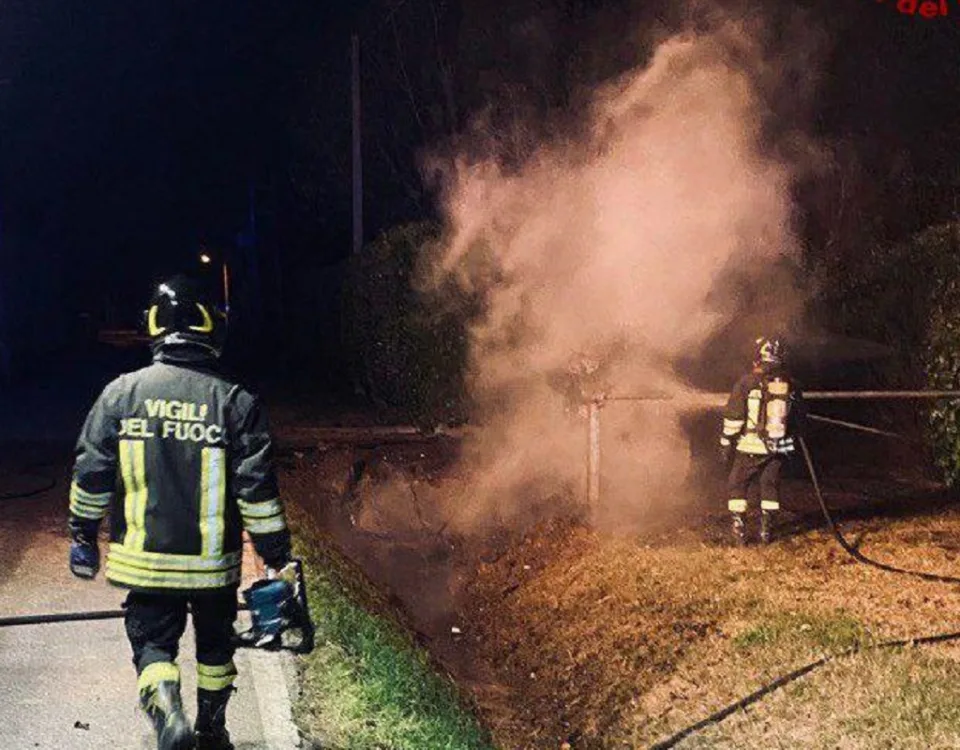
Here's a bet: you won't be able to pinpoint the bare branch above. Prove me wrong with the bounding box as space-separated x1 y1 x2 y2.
390 14 427 136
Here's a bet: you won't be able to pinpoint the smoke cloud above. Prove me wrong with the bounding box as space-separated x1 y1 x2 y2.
421 7 823 533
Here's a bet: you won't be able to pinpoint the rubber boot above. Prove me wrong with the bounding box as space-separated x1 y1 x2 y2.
760 510 775 545
141 681 195 750
731 512 747 547
195 688 234 750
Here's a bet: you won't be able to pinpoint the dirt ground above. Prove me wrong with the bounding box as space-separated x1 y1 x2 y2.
277 418 960 750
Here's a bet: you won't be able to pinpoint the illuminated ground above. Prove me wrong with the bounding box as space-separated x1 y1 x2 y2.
279 425 960 749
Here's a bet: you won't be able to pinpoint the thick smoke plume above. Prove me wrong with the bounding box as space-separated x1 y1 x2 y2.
422 10 820 533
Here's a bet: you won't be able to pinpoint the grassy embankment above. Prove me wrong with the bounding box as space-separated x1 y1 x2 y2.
286 503 494 750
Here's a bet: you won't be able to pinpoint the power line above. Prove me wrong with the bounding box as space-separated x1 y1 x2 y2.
364 0 412 42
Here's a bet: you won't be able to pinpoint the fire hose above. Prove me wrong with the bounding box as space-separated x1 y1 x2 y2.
0 467 57 501
0 604 246 629
652 432 960 749
0 557 315 656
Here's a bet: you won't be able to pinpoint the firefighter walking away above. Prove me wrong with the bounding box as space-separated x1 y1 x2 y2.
719 336 806 546
66 275 300 750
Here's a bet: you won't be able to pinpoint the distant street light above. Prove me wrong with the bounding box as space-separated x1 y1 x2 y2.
199 249 230 315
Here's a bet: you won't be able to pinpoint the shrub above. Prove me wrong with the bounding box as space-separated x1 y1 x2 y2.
340 221 473 427
820 221 960 484
917 225 960 484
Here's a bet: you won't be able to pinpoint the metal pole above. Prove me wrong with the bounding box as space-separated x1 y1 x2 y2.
222 260 231 316
602 390 960 406
588 400 601 510
581 389 960 509
805 390 960 400
351 34 363 256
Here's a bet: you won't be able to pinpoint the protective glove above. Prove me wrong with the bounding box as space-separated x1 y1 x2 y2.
263 548 292 575
719 440 736 467
68 517 101 579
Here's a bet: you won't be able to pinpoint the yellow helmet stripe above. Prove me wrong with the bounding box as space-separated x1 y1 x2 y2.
188 303 214 333
147 305 166 336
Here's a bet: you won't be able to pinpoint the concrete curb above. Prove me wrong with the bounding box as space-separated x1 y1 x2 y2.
244 647 302 749
240 532 307 749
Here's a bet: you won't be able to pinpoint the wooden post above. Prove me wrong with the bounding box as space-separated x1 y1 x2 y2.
351 34 363 256
588 399 601 510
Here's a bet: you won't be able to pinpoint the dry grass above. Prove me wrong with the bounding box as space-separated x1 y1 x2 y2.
277 441 960 750
672 647 960 749
451 510 960 749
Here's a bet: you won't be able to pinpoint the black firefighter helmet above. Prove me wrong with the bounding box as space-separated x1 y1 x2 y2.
754 335 786 368
145 275 226 356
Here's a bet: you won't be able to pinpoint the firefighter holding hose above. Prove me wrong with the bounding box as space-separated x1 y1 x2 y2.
720 336 805 546
66 275 296 750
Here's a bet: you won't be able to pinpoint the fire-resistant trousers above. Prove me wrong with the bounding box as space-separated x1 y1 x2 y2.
726 452 784 513
124 588 239 695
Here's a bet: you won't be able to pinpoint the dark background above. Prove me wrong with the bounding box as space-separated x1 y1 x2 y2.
0 0 957 387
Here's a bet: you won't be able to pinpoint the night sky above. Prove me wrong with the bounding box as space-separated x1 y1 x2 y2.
1 0 959 369
1 2 353 309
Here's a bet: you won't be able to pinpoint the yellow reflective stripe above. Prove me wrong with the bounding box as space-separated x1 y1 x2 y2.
238 497 283 518
736 435 768 454
138 661 180 693
70 505 105 520
761 500 780 511
147 305 167 337
238 497 287 534
200 447 226 557
70 496 109 519
722 418 744 436
70 481 112 505
243 515 287 535
746 390 762 428
197 672 237 691
70 481 112 518
120 440 148 551
119 440 136 546
197 661 237 678
197 660 238 691
106 558 241 589
728 499 748 513
188 303 214 333
108 543 241 572
70 495 109 513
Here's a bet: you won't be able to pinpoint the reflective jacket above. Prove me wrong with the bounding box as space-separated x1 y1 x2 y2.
720 366 805 456
68 344 290 594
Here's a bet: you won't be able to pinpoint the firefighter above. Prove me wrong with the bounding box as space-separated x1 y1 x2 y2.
67 275 295 750
719 336 805 545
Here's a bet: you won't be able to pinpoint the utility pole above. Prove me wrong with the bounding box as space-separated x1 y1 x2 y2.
352 34 363 256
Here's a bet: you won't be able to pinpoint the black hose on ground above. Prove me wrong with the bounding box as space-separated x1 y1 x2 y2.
0 470 57 500
649 627 960 749
0 609 127 627
0 602 251 628
651 436 960 748
799 437 960 585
